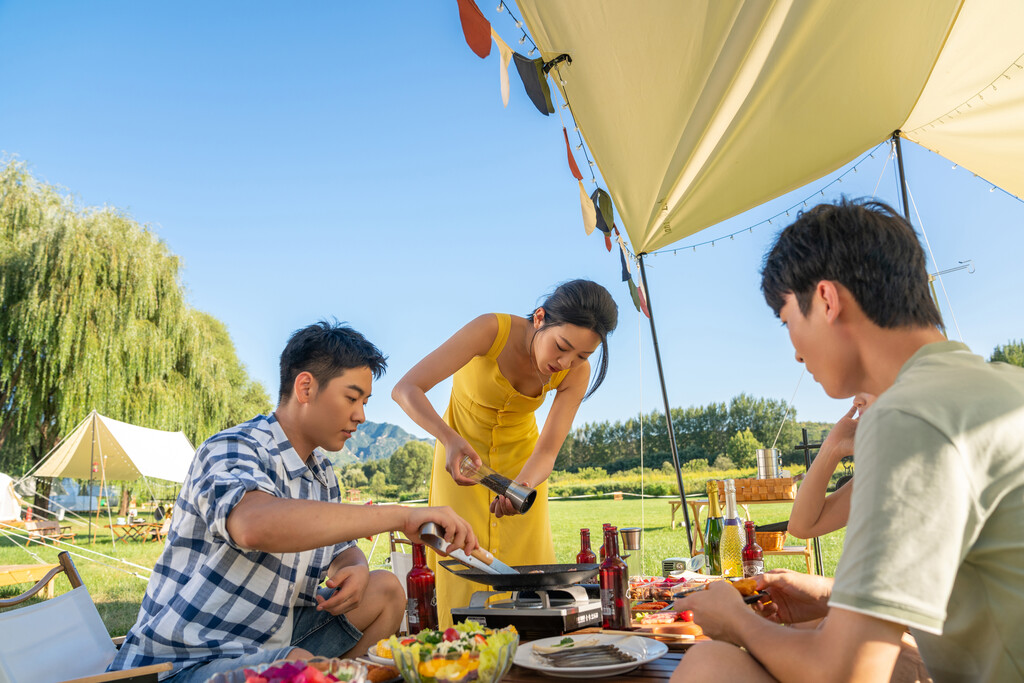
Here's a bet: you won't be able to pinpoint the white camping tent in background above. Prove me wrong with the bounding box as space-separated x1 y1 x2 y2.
1 472 24 522
514 0 1024 557
33 410 196 484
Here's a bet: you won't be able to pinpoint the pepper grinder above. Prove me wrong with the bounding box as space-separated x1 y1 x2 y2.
459 455 537 514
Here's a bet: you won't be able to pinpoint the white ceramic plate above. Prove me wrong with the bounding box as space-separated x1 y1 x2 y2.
513 634 668 679
366 645 394 666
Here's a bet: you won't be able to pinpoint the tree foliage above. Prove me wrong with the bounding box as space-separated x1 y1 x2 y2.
726 429 763 469
388 441 433 491
0 161 271 475
556 393 803 471
991 340 1024 368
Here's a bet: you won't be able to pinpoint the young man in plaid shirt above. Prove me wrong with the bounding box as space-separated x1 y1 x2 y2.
111 321 478 681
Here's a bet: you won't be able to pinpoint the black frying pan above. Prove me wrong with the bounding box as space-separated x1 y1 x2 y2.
439 561 599 590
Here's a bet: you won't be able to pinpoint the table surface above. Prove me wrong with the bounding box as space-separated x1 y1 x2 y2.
504 651 682 683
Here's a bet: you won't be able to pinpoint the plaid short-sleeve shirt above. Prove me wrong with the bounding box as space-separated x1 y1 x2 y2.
110 414 354 678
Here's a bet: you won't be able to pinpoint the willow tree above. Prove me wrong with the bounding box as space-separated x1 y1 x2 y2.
0 161 271 484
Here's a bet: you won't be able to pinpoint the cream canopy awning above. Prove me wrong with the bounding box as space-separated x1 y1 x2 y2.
517 0 1024 254
34 411 196 483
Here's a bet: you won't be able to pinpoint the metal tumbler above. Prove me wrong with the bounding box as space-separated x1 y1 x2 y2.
459 455 537 514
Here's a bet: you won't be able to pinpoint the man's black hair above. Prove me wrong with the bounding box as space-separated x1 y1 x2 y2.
279 321 387 402
761 197 944 329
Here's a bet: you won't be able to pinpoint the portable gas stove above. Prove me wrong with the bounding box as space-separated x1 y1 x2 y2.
450 584 603 639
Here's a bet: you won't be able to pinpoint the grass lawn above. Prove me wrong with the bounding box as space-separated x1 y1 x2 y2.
1 497 846 637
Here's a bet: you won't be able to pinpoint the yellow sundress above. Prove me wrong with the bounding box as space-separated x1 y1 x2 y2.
426 313 569 626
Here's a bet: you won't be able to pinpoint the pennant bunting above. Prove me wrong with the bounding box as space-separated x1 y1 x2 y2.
563 127 583 181
628 279 643 314
604 232 612 251
617 234 632 278
579 180 597 235
619 242 630 281
637 278 651 318
457 0 491 58
513 52 554 115
590 188 615 235
491 28 513 107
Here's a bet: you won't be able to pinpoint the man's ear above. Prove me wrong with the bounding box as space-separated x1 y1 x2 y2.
817 281 843 323
293 371 316 405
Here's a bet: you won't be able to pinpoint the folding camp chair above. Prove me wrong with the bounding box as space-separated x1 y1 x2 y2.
389 532 413 633
0 551 171 683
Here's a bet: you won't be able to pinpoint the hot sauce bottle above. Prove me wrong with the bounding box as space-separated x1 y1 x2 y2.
742 520 764 577
577 528 597 564
406 543 438 633
599 525 630 630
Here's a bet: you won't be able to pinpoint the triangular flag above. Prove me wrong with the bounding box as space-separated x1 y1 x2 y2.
513 52 554 115
628 279 643 313
591 188 614 235
563 127 583 181
579 180 597 235
619 243 630 281
457 0 491 58
491 28 513 107
604 233 612 251
637 278 651 318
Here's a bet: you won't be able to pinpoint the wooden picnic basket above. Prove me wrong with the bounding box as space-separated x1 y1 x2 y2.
717 477 797 502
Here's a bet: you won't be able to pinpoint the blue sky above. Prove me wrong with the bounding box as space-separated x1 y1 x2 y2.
2 2 1022 441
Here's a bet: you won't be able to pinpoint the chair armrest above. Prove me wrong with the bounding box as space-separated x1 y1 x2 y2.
111 636 126 647
61 662 172 683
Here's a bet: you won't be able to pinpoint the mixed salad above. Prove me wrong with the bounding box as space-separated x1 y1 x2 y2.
388 622 518 683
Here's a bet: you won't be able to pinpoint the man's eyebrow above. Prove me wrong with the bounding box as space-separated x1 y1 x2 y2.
347 384 369 398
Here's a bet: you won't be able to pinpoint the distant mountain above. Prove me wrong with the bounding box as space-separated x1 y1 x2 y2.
321 421 432 468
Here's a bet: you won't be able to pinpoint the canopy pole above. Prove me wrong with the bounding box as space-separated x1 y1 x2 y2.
88 410 96 542
638 255 694 556
893 131 912 223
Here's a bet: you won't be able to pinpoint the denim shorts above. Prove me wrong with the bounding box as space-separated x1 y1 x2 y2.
168 597 363 683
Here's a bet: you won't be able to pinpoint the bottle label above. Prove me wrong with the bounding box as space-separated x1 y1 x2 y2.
743 560 764 577
407 598 419 628
600 588 614 615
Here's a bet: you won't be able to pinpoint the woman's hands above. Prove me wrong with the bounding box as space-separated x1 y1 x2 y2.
444 435 483 486
488 481 531 518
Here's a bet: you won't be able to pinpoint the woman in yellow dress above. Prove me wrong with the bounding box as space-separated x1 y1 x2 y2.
392 280 618 625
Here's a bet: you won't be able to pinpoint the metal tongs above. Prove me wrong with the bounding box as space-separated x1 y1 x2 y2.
418 522 519 575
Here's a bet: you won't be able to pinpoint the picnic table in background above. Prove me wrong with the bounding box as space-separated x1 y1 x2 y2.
106 520 151 543
23 520 75 546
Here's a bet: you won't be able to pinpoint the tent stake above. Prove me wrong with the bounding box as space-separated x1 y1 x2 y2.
638 255 694 556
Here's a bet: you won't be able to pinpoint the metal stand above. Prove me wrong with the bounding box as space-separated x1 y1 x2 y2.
795 428 824 575
638 255 694 555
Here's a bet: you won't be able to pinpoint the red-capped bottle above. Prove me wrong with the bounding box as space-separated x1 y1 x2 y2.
599 523 612 560
406 543 438 633
742 521 764 577
577 528 597 564
599 526 630 630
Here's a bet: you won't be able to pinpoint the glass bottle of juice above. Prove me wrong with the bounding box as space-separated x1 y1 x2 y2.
599 525 630 629
577 528 597 564
719 480 744 577
406 543 438 633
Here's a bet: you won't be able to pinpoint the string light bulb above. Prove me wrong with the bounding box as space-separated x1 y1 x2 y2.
516 20 522 28
497 2 503 11
519 35 525 44
529 47 536 56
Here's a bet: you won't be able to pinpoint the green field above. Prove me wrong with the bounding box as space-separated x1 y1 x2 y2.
0 498 846 636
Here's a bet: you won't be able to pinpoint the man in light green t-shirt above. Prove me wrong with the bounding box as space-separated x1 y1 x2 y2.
671 199 1024 683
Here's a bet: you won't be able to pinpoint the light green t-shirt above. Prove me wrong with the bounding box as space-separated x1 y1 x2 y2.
830 341 1024 682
